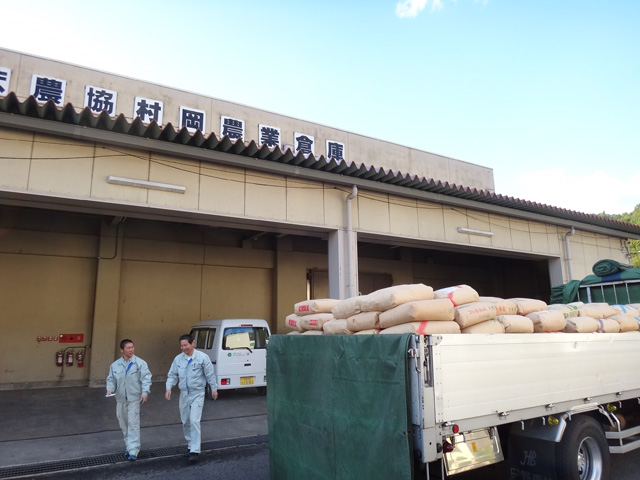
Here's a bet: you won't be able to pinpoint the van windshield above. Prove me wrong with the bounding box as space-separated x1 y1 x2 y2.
223 326 269 351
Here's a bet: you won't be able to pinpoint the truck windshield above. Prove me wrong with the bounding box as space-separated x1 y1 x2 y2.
222 327 269 351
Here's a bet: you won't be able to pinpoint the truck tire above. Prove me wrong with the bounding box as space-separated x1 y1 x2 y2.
205 383 213 400
555 415 610 480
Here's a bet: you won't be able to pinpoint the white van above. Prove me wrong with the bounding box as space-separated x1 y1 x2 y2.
189 319 271 395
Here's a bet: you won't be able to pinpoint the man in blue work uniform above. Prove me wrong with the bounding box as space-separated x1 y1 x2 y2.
165 333 218 462
106 339 152 461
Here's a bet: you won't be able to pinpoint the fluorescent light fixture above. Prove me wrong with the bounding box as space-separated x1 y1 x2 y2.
457 227 494 237
107 176 186 194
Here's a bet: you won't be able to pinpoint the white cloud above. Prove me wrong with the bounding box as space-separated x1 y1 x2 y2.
395 0 489 18
496 169 640 215
395 0 441 18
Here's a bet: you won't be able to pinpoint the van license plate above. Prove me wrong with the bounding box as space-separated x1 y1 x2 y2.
240 377 255 385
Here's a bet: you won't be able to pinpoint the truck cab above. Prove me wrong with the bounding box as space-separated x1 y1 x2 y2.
189 318 270 394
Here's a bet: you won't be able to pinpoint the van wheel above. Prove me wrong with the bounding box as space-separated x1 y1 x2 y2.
205 384 213 399
555 415 610 480
256 386 267 396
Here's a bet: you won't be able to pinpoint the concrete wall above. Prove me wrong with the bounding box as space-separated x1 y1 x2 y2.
0 208 369 386
0 208 406 386
0 210 100 385
0 48 495 191
567 232 629 281
1 127 623 273
0 210 291 387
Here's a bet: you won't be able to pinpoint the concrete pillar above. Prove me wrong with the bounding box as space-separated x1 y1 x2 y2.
88 219 124 387
328 228 358 300
548 257 564 288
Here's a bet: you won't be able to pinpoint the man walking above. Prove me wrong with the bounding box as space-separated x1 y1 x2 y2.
165 334 218 462
106 339 152 461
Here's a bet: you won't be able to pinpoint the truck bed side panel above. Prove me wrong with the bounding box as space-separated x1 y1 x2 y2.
432 332 640 425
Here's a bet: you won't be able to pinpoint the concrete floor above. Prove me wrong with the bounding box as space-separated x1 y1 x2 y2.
0 382 267 468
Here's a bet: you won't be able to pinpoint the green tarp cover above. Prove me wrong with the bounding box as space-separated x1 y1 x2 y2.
592 258 632 277
550 268 640 304
577 268 640 304
267 334 413 480
580 268 640 286
550 280 581 304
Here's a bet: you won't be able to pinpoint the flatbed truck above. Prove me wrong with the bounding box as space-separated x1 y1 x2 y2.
267 332 640 479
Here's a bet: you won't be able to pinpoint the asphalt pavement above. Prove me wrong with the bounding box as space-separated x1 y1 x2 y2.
0 382 268 476
4 383 640 480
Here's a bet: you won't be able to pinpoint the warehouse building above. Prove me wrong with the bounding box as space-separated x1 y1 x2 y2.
1 48 638 388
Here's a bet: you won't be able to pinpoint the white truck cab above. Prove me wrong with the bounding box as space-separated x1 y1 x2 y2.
189 318 270 395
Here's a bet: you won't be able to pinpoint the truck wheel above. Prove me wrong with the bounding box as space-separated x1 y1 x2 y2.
555 415 610 480
256 386 267 396
205 383 213 400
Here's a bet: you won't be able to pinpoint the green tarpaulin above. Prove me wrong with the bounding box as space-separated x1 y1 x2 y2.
592 258 632 277
550 267 640 304
267 334 413 480
550 280 581 304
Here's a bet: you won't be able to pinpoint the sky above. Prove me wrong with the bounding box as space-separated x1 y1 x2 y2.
1 0 639 215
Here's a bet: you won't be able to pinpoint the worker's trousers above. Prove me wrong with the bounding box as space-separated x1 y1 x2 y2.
179 390 206 453
116 400 141 455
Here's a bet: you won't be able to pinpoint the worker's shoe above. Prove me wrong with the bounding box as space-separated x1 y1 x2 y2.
189 452 199 463
128 453 138 461
124 451 129 457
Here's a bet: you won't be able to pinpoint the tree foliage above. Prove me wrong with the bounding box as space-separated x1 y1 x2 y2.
599 203 640 269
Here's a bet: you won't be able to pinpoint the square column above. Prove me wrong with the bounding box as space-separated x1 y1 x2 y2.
88 219 123 387
328 228 358 300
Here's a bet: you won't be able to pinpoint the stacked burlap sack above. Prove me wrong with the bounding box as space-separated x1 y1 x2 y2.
284 284 640 336
285 298 339 335
558 302 640 333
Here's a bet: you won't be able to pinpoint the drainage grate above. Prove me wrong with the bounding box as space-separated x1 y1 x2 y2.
0 435 268 479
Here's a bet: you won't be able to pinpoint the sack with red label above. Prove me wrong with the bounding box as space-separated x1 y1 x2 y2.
294 299 340 316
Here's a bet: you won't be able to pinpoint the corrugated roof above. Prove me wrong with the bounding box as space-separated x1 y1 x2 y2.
1 92 639 235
